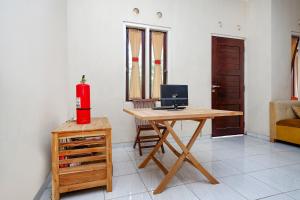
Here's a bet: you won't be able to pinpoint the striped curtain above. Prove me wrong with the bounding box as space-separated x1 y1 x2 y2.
151 32 164 99
129 29 142 99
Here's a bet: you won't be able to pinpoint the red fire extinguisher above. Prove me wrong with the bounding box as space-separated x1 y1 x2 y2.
76 75 91 124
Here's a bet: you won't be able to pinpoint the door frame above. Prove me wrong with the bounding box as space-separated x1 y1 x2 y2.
211 35 245 137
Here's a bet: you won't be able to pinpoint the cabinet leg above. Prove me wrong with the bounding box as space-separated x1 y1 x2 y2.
52 179 60 200
106 132 112 192
52 133 60 200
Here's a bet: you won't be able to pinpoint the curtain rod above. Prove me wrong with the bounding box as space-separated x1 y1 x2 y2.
123 21 171 29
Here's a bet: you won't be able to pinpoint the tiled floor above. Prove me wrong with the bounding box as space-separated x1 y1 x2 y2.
40 135 300 200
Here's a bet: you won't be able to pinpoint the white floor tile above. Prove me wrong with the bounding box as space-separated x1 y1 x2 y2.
61 188 104 200
270 143 300 153
260 194 295 200
193 150 218 163
131 151 177 173
109 192 152 200
274 151 300 165
190 141 211 152
128 148 167 161
222 156 270 173
210 148 245 161
287 189 300 200
238 136 269 146
120 145 136 152
249 167 300 192
127 149 149 162
191 140 219 152
186 181 247 200
113 160 137 176
202 161 242 178
104 174 147 199
176 162 207 184
282 164 300 177
246 154 289 168
150 185 198 200
220 174 280 200
241 144 272 156
112 149 131 163
132 158 159 173
139 169 183 190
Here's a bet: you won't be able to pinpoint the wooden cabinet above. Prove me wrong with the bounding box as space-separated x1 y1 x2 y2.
51 117 112 200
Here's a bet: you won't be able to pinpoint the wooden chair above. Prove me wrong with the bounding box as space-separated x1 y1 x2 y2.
132 99 165 156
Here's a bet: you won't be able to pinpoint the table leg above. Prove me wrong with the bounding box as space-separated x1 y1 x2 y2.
166 119 219 184
138 121 175 169
187 153 219 184
152 155 169 175
152 120 219 194
153 153 186 194
151 121 180 157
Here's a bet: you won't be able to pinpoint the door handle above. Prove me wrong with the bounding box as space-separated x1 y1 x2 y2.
212 85 221 89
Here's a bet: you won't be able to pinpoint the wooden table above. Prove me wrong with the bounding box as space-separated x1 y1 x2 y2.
51 117 112 200
123 107 243 194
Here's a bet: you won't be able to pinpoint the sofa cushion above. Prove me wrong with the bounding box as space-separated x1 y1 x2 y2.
277 119 300 128
292 106 300 118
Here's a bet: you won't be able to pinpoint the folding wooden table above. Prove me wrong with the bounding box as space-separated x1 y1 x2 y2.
123 107 243 194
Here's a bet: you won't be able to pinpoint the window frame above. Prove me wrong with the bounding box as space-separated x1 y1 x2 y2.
125 27 146 101
149 30 168 99
124 23 170 102
291 35 300 99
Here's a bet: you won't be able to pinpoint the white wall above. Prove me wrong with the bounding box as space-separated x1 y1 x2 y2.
0 0 68 199
271 0 300 100
245 0 300 137
245 0 272 137
1 0 299 198
67 0 247 143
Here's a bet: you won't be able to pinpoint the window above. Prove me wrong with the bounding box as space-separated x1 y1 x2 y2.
149 31 168 99
126 28 145 101
125 26 168 101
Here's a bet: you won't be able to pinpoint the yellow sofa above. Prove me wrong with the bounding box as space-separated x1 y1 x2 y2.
270 100 300 144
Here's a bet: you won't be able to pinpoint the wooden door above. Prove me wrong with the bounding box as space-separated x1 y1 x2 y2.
212 36 244 137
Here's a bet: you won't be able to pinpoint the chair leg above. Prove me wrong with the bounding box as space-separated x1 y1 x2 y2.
135 128 143 156
138 137 143 156
133 127 140 149
160 128 166 153
161 143 165 154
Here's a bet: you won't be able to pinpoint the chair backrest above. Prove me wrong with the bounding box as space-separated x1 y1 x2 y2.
132 99 157 126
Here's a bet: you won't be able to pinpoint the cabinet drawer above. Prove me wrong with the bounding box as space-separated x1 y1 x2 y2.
59 168 107 187
58 131 108 139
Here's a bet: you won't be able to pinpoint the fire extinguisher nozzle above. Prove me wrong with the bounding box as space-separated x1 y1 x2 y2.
81 75 86 83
